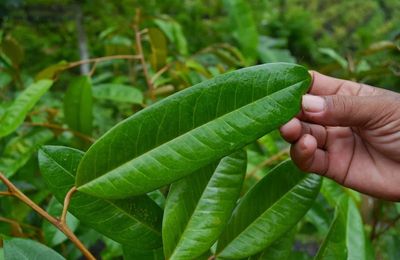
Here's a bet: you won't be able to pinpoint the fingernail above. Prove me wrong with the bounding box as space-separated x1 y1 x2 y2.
302 95 325 113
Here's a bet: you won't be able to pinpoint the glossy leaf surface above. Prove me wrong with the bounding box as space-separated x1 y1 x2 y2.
64 76 93 135
163 150 247 260
38 145 163 249
76 63 311 198
315 196 366 260
92 83 143 104
216 160 322 259
0 79 53 138
3 237 64 260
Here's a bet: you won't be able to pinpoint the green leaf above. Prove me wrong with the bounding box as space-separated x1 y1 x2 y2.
64 76 93 135
35 61 69 80
216 160 322 259
123 247 164 260
0 129 53 177
3 237 65 260
149 28 167 70
0 79 53 138
223 0 259 64
38 145 163 249
92 83 143 104
163 150 247 260
76 63 311 198
0 36 24 67
318 48 348 70
43 197 79 247
315 196 366 260
248 228 296 260
154 17 188 56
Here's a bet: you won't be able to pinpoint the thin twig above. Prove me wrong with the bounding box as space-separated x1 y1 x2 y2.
151 64 171 84
60 187 77 225
88 61 98 77
0 173 95 260
65 54 141 70
246 148 290 180
133 9 155 100
25 122 95 143
0 191 12 196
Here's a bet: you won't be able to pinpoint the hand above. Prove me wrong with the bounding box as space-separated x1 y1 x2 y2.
280 71 400 201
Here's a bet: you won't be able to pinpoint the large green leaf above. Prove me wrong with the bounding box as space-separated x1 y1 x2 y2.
76 63 311 198
64 76 93 135
3 237 65 260
0 79 53 138
315 196 366 260
122 247 164 260
216 160 322 259
163 150 247 260
38 145 163 249
92 83 143 104
0 129 53 177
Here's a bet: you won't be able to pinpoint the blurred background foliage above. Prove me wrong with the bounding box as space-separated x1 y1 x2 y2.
0 0 400 259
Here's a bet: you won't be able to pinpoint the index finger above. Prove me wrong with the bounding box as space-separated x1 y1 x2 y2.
309 71 388 96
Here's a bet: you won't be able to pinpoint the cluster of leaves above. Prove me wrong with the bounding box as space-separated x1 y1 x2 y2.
1 0 400 259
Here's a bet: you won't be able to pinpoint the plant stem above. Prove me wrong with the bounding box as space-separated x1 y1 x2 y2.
66 54 141 70
246 148 290 180
61 187 77 225
133 9 155 100
25 122 95 143
0 173 95 260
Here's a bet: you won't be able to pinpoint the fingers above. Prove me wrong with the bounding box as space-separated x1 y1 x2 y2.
300 94 400 127
309 71 390 96
280 118 327 148
289 134 329 174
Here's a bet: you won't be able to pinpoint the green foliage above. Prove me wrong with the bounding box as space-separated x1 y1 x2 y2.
0 1 399 259
0 79 53 138
3 237 65 260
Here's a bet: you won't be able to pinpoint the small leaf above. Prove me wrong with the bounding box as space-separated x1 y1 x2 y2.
3 237 65 260
318 48 348 70
315 196 366 260
0 79 53 138
216 160 322 259
149 28 168 70
154 17 188 56
0 129 53 178
0 36 24 67
64 76 93 135
76 63 311 199
35 61 69 80
43 197 79 247
163 150 247 260
38 145 163 249
92 83 143 104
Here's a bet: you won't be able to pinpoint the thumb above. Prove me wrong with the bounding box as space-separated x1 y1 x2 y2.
300 94 398 127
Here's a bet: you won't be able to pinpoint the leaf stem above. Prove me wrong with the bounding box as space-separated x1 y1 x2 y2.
133 8 155 100
66 54 141 70
60 186 77 225
246 148 290 180
0 173 95 260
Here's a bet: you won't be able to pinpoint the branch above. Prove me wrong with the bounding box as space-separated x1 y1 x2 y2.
0 173 95 260
65 54 141 70
133 9 155 100
25 122 95 143
246 148 290 180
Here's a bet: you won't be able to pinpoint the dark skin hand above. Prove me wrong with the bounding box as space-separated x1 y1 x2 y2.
280 71 400 201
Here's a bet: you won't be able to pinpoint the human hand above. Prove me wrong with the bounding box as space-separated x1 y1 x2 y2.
280 71 400 201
